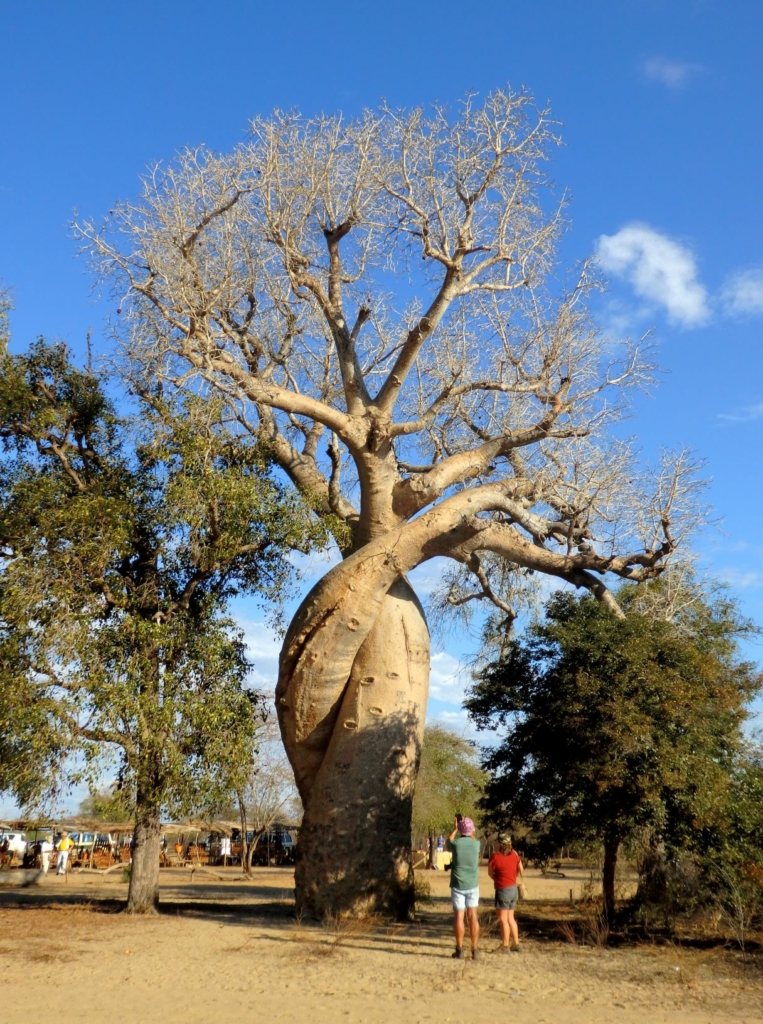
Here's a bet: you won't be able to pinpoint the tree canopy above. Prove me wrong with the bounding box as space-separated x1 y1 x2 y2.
0 323 330 909
77 784 133 823
466 584 762 917
78 90 705 615
412 725 485 852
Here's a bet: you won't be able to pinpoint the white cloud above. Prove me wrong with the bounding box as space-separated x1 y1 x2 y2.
426 708 482 742
598 297 650 338
237 617 281 689
718 568 763 590
721 267 763 317
597 223 710 327
642 56 702 89
717 402 763 424
408 558 450 598
428 651 469 706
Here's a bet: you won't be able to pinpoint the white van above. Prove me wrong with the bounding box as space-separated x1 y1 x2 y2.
0 832 27 857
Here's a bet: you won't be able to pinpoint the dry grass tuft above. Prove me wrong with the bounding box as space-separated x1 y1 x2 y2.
557 921 578 945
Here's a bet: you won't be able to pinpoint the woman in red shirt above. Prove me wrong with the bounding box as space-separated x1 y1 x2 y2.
487 834 524 952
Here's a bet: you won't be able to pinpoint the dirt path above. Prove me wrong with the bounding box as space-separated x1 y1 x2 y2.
1 867 760 1023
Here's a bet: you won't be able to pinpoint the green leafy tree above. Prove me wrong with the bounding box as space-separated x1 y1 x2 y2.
207 718 302 875
466 586 761 920
77 783 134 823
0 328 331 911
705 743 763 946
0 668 64 806
412 725 485 866
721 744 763 868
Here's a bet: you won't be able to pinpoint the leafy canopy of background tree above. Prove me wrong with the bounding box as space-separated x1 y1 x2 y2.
633 739 763 940
0 318 331 909
701 742 763 923
412 724 485 847
466 582 761 916
77 784 133 824
206 718 303 875
719 744 763 870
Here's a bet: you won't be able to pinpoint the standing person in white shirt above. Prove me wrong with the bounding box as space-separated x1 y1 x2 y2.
40 837 54 874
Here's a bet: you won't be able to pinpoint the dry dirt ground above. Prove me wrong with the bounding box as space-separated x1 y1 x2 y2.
0 865 760 1023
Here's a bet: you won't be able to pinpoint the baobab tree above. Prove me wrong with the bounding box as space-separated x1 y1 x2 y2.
79 89 704 918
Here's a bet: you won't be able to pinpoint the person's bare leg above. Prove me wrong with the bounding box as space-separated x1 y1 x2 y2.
453 909 465 950
466 906 480 950
508 908 519 948
497 908 510 946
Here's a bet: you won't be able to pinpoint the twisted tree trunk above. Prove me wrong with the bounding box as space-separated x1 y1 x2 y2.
277 571 429 919
274 479 630 919
274 480 540 918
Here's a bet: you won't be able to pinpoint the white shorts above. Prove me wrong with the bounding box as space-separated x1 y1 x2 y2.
451 887 480 911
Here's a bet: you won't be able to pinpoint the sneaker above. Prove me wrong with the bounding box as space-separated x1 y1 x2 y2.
452 948 464 959
493 945 511 954
510 944 521 952
471 948 480 961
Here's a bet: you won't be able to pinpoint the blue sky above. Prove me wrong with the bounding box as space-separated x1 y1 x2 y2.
1 0 762 783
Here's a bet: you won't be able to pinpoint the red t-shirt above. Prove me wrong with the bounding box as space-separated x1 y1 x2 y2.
488 849 521 889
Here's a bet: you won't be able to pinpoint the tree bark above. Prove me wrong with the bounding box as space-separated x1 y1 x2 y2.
602 833 619 923
237 791 251 877
126 785 161 913
275 485 605 919
279 576 430 919
636 840 668 905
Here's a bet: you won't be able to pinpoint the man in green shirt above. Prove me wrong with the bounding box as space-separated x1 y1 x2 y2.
447 816 481 959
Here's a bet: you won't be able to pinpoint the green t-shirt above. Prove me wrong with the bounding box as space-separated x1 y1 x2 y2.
447 835 480 890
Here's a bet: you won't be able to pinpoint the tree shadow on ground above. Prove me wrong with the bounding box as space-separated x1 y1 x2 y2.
1 887 759 957
0 888 293 925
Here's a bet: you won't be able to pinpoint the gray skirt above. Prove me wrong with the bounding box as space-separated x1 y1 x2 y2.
495 884 518 909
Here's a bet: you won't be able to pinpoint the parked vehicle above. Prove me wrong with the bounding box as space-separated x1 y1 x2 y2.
0 831 27 866
251 828 295 866
0 831 27 856
64 831 116 848
57 831 117 867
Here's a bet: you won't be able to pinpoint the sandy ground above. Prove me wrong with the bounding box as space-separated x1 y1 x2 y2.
0 865 760 1023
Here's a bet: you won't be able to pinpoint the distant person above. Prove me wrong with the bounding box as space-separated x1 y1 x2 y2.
432 832 446 870
488 833 524 952
447 816 481 960
40 837 54 874
56 832 74 875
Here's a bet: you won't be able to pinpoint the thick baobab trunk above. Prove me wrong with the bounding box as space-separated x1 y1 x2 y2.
602 832 619 923
126 788 161 914
276 492 497 918
278 574 430 919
